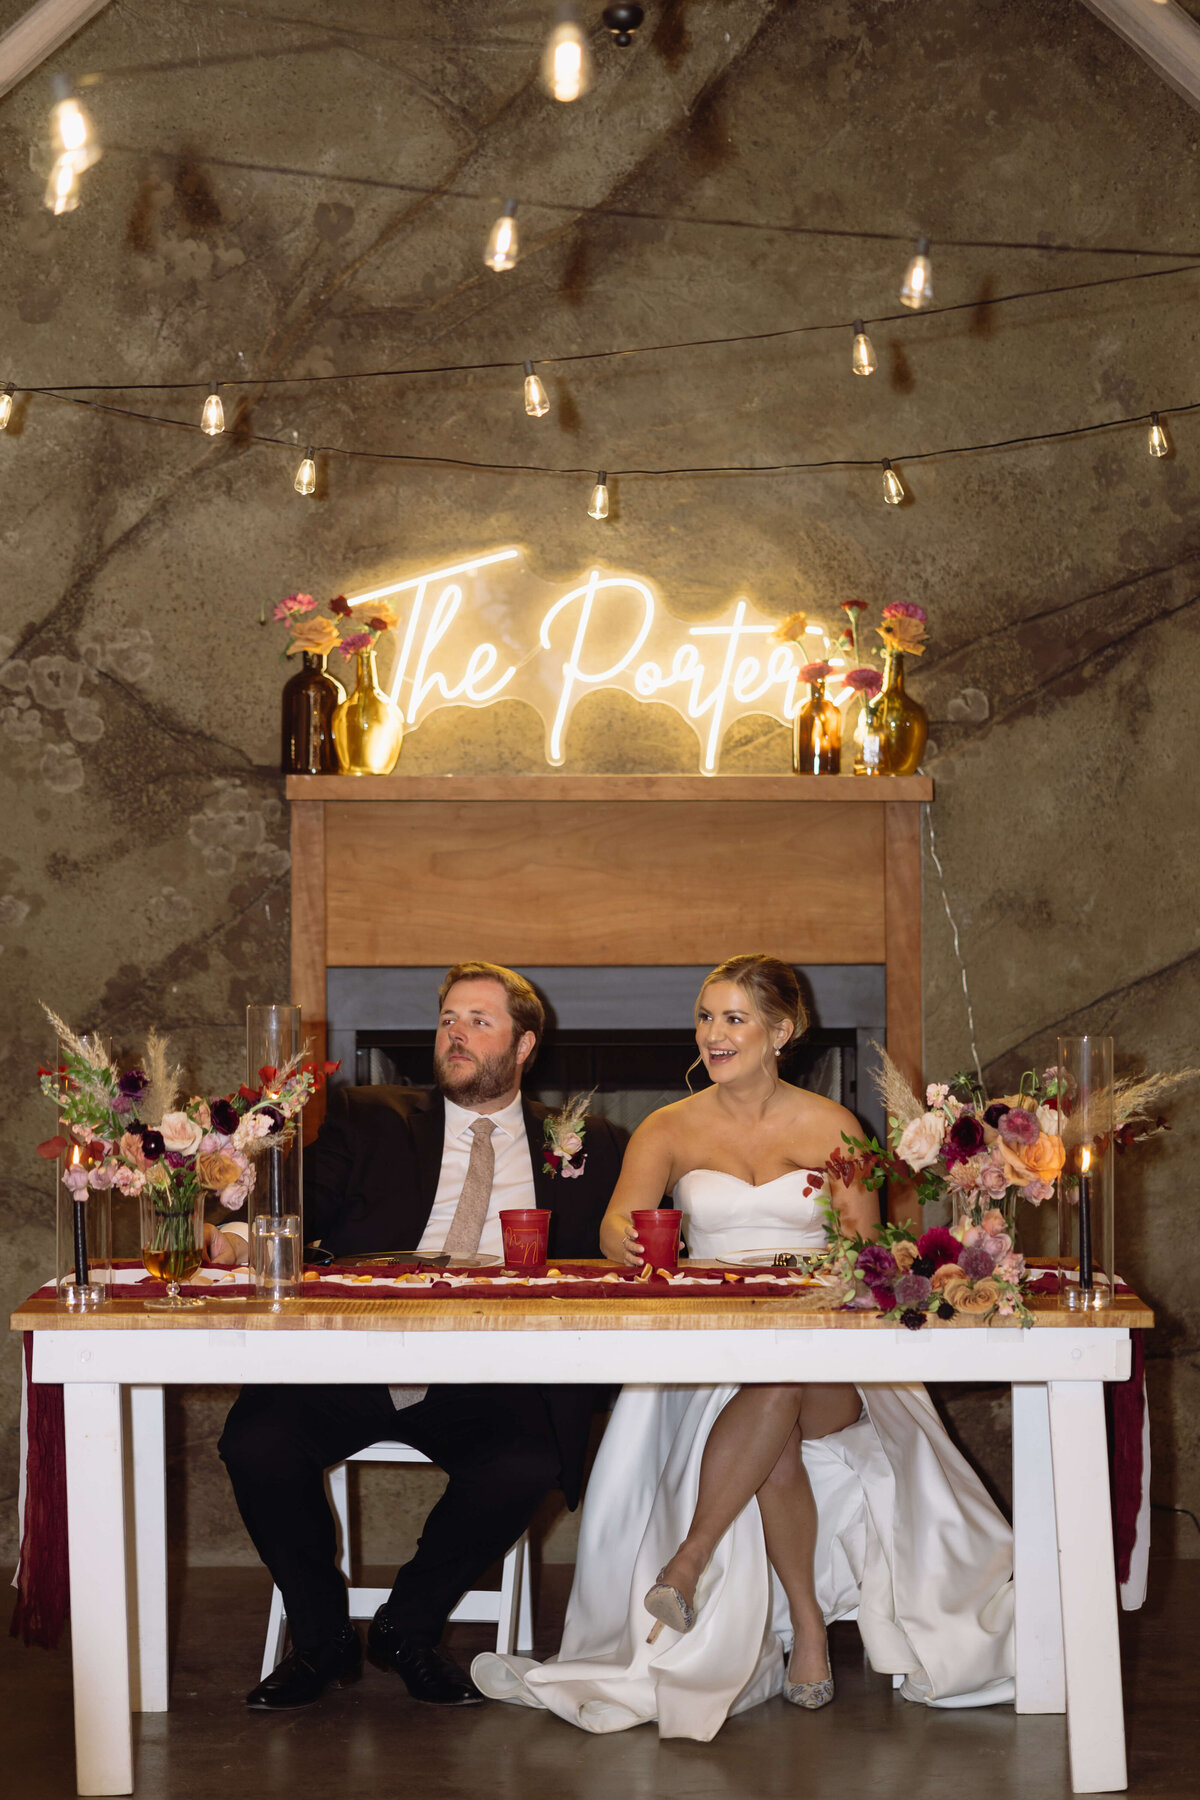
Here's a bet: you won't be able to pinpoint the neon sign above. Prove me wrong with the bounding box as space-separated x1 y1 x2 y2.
347 548 848 776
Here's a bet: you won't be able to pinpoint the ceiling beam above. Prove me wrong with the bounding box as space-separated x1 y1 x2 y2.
1079 0 1200 115
0 0 112 103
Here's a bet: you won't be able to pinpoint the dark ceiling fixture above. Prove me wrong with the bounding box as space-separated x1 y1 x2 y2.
602 5 645 47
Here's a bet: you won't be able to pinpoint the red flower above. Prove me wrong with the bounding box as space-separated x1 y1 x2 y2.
329 595 352 617
238 1084 262 1103
323 1059 342 1076
916 1226 961 1268
36 1135 69 1159
840 600 867 612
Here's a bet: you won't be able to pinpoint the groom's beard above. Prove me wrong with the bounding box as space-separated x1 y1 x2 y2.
434 1039 521 1108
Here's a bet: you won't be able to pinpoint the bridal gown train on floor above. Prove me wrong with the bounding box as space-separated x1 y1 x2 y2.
472 1169 1016 1740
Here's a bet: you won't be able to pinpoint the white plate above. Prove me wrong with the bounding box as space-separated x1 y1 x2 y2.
715 1248 817 1270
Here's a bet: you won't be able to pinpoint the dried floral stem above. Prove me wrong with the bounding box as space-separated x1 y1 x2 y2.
140 1030 183 1129
869 1042 923 1129
39 1003 115 1073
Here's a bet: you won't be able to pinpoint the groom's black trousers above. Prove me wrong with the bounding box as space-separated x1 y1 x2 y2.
219 1383 561 1653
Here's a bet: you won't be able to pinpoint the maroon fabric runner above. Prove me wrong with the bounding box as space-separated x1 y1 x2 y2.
10 1334 68 1650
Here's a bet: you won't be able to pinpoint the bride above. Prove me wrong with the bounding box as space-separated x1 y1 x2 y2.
472 953 1015 1739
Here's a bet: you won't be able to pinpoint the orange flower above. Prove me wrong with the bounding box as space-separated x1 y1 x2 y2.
952 1278 1000 1315
365 601 398 632
996 1131 1066 1188
876 614 927 655
930 1263 963 1292
196 1151 243 1191
771 610 808 644
286 616 342 657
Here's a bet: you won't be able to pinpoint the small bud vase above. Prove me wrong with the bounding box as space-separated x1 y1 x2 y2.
792 676 842 774
281 652 345 775
332 647 403 776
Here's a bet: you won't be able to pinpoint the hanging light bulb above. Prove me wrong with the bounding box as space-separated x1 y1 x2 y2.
522 360 550 417
44 75 98 215
484 200 519 271
881 458 906 506
900 236 933 310
294 446 316 496
542 6 591 102
0 384 13 431
1148 411 1170 458
588 471 610 519
851 318 876 377
201 382 225 436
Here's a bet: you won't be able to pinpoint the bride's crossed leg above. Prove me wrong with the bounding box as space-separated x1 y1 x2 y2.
656 1382 862 1685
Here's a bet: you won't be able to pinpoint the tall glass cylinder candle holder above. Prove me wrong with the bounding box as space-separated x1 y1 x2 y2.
245 1005 304 1296
1056 1034 1115 1310
53 1038 111 1309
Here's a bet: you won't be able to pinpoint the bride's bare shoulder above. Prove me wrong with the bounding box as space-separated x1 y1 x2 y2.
633 1091 708 1142
780 1083 861 1147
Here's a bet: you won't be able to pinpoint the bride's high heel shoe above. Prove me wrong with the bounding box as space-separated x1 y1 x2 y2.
784 1639 834 1709
643 1571 696 1644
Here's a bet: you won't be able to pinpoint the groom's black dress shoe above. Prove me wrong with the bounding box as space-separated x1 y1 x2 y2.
245 1628 362 1709
366 1610 484 1705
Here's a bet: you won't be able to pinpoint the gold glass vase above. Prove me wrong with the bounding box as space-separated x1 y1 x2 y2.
854 648 927 775
332 647 403 776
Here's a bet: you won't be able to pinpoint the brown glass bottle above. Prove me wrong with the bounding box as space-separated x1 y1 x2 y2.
792 677 842 775
281 653 343 774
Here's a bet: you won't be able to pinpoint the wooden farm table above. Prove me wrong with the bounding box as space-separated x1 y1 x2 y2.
11 1277 1153 1798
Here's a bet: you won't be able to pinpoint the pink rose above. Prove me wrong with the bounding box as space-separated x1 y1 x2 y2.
978 1155 1010 1198
63 1165 90 1195
559 1131 584 1156
113 1165 146 1196
560 1156 586 1179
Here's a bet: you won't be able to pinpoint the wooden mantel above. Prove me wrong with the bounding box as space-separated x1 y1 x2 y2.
287 774 931 1122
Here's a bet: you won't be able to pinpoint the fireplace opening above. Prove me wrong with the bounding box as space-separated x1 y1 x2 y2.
355 1026 858 1136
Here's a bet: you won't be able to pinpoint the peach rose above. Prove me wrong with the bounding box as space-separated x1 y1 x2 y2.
196 1151 243 1191
939 1276 972 1310
286 616 342 657
160 1111 203 1155
930 1262 963 1292
996 1131 1066 1189
953 1278 1000 1315
896 1112 945 1172
891 1241 918 1272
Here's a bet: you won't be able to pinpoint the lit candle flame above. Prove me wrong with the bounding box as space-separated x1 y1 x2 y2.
1080 1146 1091 1175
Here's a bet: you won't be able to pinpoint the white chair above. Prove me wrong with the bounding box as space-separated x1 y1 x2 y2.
262 1440 534 1678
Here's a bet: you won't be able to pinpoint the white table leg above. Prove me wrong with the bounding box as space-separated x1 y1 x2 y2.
1012 1382 1065 1712
64 1383 133 1796
1047 1380 1128 1794
126 1385 169 1712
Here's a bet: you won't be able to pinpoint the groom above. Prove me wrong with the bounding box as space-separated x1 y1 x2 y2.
219 962 623 1710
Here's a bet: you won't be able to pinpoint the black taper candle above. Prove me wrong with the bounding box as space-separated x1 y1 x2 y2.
73 1197 89 1290
1077 1151 1093 1291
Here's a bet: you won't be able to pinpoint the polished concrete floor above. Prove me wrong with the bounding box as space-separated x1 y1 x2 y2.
5 1559 1197 1799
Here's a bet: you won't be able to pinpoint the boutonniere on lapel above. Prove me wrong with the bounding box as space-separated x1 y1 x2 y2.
542 1092 593 1179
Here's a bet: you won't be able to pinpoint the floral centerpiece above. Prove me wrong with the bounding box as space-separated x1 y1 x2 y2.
38 1006 332 1288
823 1216 1032 1330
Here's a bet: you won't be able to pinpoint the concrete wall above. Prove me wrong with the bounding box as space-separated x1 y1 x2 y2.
3 0 1198 1572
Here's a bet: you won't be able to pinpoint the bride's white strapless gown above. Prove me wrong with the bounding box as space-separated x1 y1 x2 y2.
472 1169 1015 1740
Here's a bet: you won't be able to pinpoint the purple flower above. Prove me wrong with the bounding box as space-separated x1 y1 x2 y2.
856 1245 898 1287
113 1092 133 1116
140 1130 165 1163
983 1102 1007 1128
959 1245 995 1280
894 1272 932 1309
944 1113 986 1167
210 1098 240 1136
164 1150 188 1170
998 1107 1039 1146
118 1068 149 1098
900 1308 927 1331
258 1104 285 1132
873 1287 898 1314
916 1226 961 1268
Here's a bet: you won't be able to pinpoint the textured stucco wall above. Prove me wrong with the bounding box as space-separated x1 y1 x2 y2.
2 0 1198 1572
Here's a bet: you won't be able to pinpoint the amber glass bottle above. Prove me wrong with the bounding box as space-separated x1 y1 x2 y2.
792 676 842 775
280 653 343 775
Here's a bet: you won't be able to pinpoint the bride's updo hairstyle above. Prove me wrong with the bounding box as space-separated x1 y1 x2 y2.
697 953 809 1062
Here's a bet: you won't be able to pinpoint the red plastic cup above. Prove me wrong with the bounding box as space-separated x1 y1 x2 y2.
500 1208 552 1271
631 1208 682 1271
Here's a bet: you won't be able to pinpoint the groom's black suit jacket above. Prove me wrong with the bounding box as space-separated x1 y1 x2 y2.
303 1083 625 1506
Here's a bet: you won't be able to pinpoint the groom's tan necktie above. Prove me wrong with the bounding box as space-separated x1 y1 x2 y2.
390 1117 498 1411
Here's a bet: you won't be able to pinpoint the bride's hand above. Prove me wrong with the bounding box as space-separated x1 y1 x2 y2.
600 1215 643 1266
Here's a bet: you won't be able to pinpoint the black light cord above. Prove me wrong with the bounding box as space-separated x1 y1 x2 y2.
34 384 1200 478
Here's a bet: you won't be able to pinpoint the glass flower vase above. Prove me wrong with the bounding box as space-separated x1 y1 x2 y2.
332 647 403 776
855 649 927 775
281 652 345 775
140 1179 206 1310
952 1186 1020 1255
792 677 842 774
245 1005 304 1300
